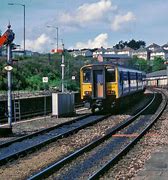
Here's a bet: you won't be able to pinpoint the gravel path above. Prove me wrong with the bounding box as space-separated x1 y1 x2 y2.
0 91 153 180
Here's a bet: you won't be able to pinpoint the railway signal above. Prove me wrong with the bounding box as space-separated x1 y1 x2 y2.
51 48 63 53
0 24 15 129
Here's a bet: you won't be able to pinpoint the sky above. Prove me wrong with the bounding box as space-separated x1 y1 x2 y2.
0 0 167 53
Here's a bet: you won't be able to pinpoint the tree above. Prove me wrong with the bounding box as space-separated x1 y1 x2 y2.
114 40 125 49
0 51 94 91
128 56 149 72
151 57 166 72
114 39 146 50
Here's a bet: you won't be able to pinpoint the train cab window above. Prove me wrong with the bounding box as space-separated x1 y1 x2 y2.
106 68 115 82
83 69 91 83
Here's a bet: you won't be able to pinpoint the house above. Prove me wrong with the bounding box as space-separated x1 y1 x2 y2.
104 47 116 55
132 47 150 60
162 43 168 50
80 49 93 57
92 47 106 58
147 43 168 60
12 49 33 58
147 43 161 51
68 49 93 57
97 54 130 65
68 49 81 57
116 46 134 57
150 48 168 60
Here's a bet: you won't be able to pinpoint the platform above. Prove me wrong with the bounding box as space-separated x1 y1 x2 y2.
135 148 168 180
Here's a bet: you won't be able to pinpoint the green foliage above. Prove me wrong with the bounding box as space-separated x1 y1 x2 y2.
1 50 166 91
128 56 149 72
0 58 7 90
128 56 166 73
0 52 93 91
151 57 166 72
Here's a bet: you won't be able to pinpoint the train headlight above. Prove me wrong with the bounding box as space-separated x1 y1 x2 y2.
84 91 91 96
107 90 115 95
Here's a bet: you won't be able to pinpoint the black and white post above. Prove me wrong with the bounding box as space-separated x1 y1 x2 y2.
4 24 15 128
7 44 12 128
61 43 65 92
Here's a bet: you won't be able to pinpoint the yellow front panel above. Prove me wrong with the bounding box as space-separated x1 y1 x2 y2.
80 66 92 99
81 83 92 99
106 83 119 98
115 67 119 98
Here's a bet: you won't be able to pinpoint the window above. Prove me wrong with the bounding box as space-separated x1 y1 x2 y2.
120 71 123 84
123 72 128 80
138 73 142 80
106 68 115 82
130 72 136 80
83 69 91 83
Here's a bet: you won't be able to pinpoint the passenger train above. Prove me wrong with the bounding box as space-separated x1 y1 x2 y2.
80 62 146 112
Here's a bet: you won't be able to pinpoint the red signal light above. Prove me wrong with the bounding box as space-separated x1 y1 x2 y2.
51 49 63 54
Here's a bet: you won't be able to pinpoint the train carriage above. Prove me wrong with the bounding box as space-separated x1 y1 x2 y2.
80 62 146 112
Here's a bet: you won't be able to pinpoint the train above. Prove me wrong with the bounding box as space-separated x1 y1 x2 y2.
80 62 146 113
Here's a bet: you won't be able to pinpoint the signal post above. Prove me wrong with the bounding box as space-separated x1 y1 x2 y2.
0 24 15 136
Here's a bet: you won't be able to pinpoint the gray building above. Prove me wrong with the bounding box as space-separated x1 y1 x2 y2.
132 47 150 60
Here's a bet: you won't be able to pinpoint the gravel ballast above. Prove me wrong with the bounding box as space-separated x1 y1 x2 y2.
0 91 156 179
101 89 168 179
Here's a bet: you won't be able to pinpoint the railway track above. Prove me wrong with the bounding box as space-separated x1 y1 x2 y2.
0 113 112 166
27 90 167 180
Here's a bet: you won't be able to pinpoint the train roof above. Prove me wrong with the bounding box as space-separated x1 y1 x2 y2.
145 69 167 80
146 69 167 78
81 62 145 74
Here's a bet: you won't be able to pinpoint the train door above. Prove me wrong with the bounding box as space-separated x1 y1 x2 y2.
120 71 123 95
92 68 105 99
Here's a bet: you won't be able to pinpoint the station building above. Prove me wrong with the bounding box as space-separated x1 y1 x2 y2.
146 69 168 87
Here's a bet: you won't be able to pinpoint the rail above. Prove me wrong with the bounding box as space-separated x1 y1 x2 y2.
0 113 111 166
28 90 164 180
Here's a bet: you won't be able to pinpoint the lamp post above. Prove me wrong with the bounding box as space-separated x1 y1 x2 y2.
8 3 25 54
47 26 58 50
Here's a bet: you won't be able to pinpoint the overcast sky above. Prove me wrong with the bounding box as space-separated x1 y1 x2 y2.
0 0 167 52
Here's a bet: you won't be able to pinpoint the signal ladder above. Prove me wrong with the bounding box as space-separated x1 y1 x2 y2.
14 98 21 121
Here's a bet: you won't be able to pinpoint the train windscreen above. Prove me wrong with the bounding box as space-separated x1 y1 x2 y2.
83 69 91 83
106 68 115 82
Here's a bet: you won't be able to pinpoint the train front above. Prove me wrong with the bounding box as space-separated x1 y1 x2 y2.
80 64 118 112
